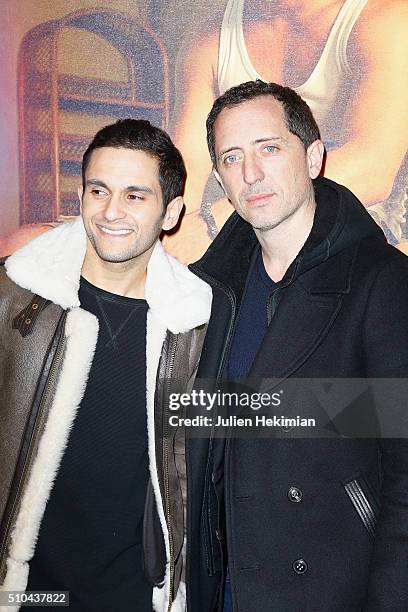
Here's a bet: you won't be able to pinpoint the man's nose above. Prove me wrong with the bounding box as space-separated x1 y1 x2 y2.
243 155 264 185
102 194 126 222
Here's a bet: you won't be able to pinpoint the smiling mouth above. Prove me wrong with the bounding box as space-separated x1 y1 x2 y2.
98 226 133 236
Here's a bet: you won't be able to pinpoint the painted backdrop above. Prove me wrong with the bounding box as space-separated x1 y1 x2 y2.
1 0 407 262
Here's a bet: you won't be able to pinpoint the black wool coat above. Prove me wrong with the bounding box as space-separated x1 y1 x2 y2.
186 177 408 612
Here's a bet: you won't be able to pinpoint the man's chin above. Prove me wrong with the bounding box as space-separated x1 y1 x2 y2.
85 232 135 263
251 221 279 232
97 252 137 264
242 213 279 232
91 243 138 264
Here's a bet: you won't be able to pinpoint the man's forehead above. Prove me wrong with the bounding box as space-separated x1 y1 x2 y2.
214 97 289 148
85 147 160 181
217 96 285 122
87 146 158 168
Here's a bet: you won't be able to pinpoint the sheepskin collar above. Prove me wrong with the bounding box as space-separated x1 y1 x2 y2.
5 217 212 334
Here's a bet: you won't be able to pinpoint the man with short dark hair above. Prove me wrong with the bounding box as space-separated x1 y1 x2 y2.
187 81 408 611
0 119 212 611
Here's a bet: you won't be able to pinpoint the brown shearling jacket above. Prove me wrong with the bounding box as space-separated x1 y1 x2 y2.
0 218 211 612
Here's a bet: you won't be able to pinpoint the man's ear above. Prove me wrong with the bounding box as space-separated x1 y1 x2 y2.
162 196 184 231
77 185 84 213
307 140 325 179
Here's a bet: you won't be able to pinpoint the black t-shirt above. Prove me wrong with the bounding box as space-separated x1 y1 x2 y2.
27 277 153 611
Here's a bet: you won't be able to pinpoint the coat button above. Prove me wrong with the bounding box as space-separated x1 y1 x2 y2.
288 486 303 503
292 558 308 574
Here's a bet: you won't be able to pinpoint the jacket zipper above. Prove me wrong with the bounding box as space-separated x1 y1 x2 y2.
0 320 66 576
223 434 235 611
188 266 236 379
266 287 281 325
163 333 178 612
187 267 241 610
266 260 300 325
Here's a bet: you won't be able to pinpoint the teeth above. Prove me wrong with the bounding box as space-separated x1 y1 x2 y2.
100 227 132 235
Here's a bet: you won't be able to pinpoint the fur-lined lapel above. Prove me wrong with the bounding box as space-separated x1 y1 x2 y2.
5 217 87 309
5 218 212 331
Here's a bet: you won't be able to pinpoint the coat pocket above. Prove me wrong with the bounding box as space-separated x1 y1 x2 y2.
342 475 379 538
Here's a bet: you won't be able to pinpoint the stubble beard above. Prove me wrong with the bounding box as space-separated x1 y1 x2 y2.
84 217 162 264
242 185 314 233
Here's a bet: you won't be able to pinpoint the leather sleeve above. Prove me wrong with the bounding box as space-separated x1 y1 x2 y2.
0 268 63 553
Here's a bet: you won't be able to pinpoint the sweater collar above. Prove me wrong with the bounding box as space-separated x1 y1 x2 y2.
5 217 212 333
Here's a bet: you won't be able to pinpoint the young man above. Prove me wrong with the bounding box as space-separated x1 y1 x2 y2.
0 119 212 611
187 81 408 611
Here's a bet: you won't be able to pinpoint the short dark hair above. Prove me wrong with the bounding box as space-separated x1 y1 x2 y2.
206 80 321 167
82 119 186 207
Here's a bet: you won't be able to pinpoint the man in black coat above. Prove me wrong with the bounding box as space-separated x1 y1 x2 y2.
185 81 408 611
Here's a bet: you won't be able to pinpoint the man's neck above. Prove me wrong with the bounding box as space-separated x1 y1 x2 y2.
80 243 156 299
254 192 316 282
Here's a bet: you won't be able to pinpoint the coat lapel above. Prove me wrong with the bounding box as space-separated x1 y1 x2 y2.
249 283 343 382
248 246 356 382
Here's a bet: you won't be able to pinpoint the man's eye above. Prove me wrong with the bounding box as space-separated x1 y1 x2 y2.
128 193 144 201
264 145 279 154
91 188 107 196
224 154 240 164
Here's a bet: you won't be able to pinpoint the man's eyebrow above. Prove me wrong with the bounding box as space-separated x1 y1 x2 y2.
218 146 241 160
125 185 153 194
86 179 108 189
85 180 153 194
253 136 289 145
